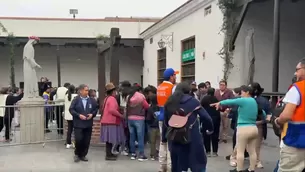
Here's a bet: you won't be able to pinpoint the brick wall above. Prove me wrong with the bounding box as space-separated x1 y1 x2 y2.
64 115 103 146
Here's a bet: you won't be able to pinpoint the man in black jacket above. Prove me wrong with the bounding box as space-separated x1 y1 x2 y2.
3 88 23 141
69 84 98 162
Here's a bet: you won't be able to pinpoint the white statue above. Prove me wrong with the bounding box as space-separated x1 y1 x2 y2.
23 36 41 98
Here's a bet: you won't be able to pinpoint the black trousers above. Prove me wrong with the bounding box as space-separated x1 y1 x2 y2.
4 117 13 140
55 106 64 134
233 128 249 157
0 116 13 140
203 117 220 153
66 120 74 144
74 127 92 158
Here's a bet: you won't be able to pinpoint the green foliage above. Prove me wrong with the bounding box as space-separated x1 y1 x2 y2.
96 34 110 40
8 33 16 87
0 22 16 87
218 0 238 81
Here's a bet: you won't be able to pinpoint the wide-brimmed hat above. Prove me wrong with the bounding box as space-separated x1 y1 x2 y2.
105 83 116 92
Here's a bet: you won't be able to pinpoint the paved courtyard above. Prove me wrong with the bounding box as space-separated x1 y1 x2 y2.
0 128 280 172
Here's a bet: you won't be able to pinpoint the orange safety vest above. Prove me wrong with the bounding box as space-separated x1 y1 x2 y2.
281 80 305 148
157 81 174 107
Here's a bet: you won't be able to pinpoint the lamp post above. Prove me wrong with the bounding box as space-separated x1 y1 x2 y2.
157 32 174 51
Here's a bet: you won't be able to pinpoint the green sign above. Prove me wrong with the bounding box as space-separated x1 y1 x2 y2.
182 48 195 62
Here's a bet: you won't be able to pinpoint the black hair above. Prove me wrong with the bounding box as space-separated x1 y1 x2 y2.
240 85 252 95
149 94 158 106
89 89 97 97
11 87 19 94
198 82 207 89
67 85 76 101
219 80 227 85
165 82 190 113
233 87 241 95
207 88 215 96
64 83 71 88
144 85 157 95
250 82 264 97
106 89 115 96
121 81 132 99
121 80 131 88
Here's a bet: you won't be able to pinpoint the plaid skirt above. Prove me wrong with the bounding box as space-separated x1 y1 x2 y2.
100 123 125 145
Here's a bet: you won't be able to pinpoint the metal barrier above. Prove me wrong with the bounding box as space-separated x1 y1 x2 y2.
261 92 286 108
0 102 65 147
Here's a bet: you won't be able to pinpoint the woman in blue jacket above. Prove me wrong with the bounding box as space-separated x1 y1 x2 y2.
163 82 214 172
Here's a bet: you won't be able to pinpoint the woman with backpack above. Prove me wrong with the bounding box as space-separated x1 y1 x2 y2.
163 82 213 172
211 85 260 172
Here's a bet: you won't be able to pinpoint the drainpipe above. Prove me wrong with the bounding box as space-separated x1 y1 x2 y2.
56 44 61 87
271 0 280 107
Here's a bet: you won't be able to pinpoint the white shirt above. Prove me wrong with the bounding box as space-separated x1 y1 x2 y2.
280 86 301 148
282 86 300 106
64 93 77 120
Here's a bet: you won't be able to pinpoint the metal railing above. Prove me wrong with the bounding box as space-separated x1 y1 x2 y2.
0 101 66 147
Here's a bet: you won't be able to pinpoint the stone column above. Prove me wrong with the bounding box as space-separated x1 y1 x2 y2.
18 98 45 144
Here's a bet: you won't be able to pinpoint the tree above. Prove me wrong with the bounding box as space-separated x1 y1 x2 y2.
0 22 16 87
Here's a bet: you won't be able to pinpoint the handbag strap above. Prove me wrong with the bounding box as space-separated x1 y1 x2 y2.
188 106 201 129
101 96 110 116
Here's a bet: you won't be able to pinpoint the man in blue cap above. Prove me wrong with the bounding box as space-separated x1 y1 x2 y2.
157 68 179 172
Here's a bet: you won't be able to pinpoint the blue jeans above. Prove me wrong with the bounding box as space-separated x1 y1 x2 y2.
128 119 145 155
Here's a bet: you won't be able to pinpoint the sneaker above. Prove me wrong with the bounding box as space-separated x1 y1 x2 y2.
66 144 73 149
212 152 218 157
138 155 148 162
206 152 211 157
130 153 137 160
256 161 264 168
150 155 155 161
230 161 237 167
122 150 129 156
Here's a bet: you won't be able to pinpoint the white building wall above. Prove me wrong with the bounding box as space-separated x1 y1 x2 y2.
142 0 224 88
0 46 142 89
0 18 157 38
232 1 305 92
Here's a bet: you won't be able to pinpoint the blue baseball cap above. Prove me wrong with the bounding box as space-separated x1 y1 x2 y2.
163 68 179 80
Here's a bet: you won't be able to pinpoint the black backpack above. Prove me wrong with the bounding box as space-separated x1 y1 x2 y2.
271 100 285 137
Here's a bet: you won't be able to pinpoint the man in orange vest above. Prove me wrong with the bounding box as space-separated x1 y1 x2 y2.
157 68 179 172
274 58 305 172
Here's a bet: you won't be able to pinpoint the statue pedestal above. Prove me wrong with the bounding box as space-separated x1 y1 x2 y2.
18 97 45 144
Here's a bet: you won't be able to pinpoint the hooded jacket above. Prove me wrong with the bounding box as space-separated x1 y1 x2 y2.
163 94 214 171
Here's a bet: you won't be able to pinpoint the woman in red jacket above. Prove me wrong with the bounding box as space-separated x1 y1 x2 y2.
100 83 125 161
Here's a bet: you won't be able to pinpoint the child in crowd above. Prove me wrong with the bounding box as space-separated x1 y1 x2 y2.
146 94 160 160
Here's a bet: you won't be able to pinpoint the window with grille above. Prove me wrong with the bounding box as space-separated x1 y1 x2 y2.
157 48 166 85
181 37 195 83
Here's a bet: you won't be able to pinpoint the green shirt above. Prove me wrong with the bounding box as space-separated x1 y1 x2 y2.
220 97 258 127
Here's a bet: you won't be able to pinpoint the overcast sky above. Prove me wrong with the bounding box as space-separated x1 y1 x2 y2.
0 0 188 18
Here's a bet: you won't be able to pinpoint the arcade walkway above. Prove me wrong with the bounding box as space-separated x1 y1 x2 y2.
0 128 279 172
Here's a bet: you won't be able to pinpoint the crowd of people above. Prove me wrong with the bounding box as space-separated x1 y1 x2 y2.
0 58 305 172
